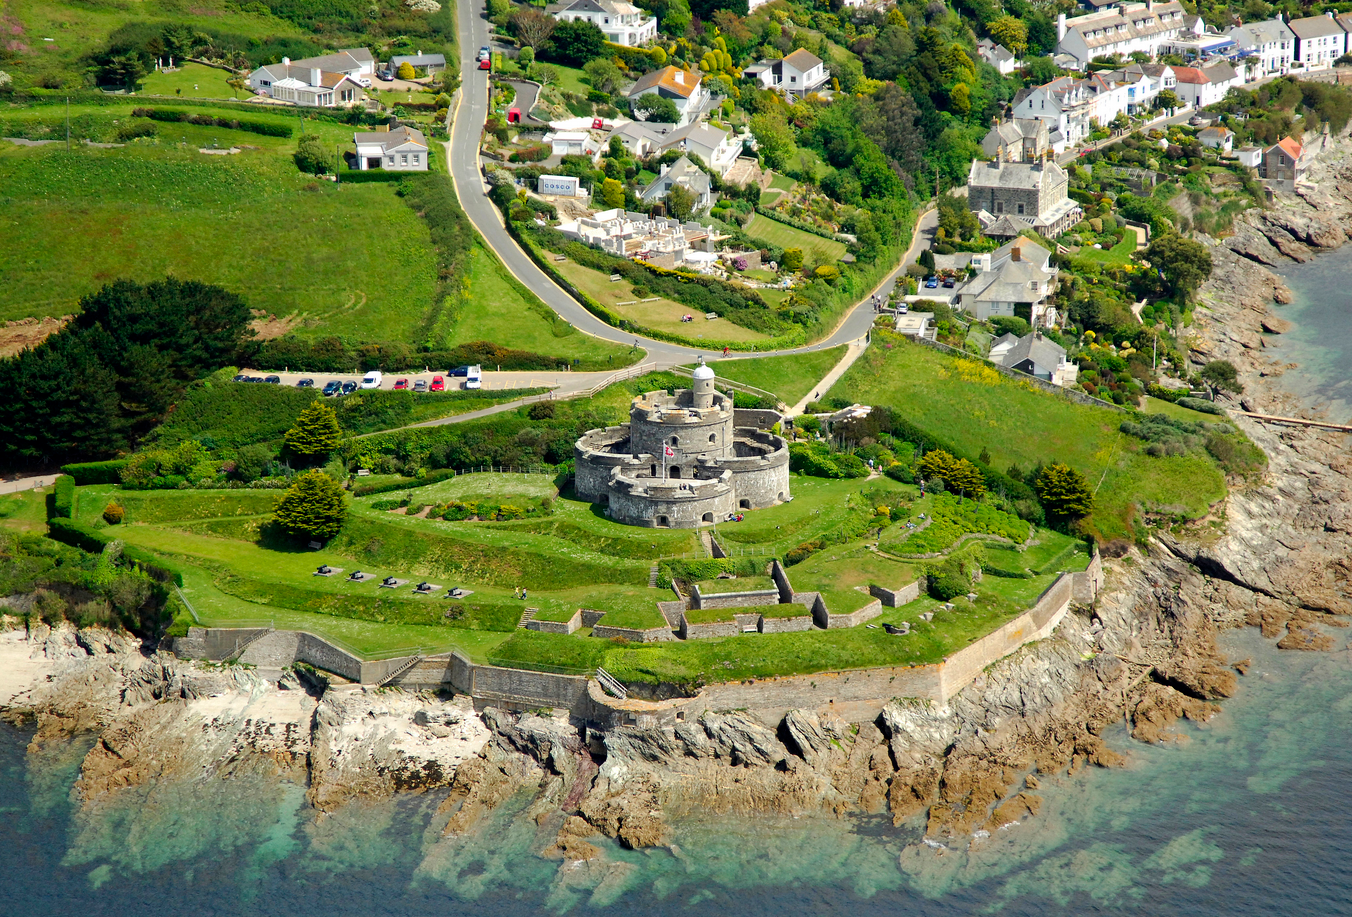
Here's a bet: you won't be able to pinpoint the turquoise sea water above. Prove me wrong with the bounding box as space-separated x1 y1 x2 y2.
4 630 1351 916
1270 246 1352 420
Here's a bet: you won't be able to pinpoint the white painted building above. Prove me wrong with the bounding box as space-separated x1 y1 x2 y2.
1012 76 1095 152
1289 13 1346 70
743 49 831 99
640 156 714 212
550 0 656 47
353 126 429 170
558 208 721 264
538 174 584 196
627 66 705 126
1227 19 1294 79
1172 62 1241 109
248 58 365 107
609 120 742 176
544 130 601 157
976 38 1019 75
1055 1 1188 69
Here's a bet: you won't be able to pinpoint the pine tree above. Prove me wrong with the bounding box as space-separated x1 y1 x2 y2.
1034 463 1094 527
272 470 348 541
284 402 342 461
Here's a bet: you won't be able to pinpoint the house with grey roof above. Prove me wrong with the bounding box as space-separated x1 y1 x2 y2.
744 49 830 99
1289 13 1346 69
640 156 714 212
955 237 1058 323
989 331 1078 386
608 120 742 176
967 158 1082 239
1054 1 1188 69
981 117 1050 163
248 57 366 107
353 126 429 171
390 51 447 75
1227 18 1294 78
977 39 1019 75
550 0 656 46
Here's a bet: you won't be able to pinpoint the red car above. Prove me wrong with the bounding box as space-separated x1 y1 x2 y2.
430 375 446 392
393 378 409 390
478 57 491 71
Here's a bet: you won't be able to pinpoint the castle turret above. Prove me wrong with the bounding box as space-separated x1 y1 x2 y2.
692 358 715 410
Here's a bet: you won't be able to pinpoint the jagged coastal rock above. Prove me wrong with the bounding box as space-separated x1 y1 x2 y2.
3 132 1352 879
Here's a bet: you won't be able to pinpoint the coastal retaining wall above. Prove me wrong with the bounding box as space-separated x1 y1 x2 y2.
296 632 365 682
173 627 271 661
468 662 589 710
591 623 674 642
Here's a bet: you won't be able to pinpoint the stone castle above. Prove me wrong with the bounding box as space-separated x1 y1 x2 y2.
573 361 790 528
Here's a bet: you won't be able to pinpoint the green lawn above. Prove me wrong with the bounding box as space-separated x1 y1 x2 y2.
694 576 775 594
0 141 438 338
1073 234 1137 267
447 245 639 368
785 543 915 615
745 214 848 262
1143 396 1221 423
548 255 772 345
828 335 1228 540
711 476 908 557
704 346 846 403
139 62 243 101
0 488 53 535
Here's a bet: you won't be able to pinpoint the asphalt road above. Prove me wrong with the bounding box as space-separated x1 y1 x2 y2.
448 0 933 365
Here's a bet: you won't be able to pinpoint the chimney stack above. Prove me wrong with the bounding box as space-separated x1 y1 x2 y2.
283 56 290 66
311 67 322 86
1057 12 1067 40
1011 244 1022 262
674 69 685 84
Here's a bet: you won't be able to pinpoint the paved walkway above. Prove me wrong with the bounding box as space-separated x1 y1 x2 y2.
0 475 56 494
786 339 869 416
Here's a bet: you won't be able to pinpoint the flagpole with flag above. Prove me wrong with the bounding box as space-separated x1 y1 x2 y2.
663 444 674 481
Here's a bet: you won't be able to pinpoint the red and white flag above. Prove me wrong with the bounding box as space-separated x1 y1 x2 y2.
664 446 675 457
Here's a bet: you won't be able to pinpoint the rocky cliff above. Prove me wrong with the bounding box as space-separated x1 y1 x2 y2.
3 141 1352 881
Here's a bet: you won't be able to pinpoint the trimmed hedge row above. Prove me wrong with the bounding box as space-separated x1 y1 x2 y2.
352 468 460 497
131 107 292 137
337 169 408 183
61 460 129 485
52 475 76 519
506 221 806 352
47 518 184 586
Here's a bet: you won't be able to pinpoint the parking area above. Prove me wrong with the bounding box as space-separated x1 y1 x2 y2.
231 369 597 394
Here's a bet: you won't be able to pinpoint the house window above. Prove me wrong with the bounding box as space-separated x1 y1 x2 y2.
995 201 1004 213
401 154 408 165
386 156 395 166
790 75 797 82
412 153 420 165
1017 203 1025 215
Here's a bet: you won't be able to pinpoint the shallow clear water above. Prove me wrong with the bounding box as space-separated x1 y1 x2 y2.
1271 248 1352 420
4 629 1352 916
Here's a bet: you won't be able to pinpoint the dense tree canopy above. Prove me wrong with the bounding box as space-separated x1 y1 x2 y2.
1034 464 1094 527
272 470 348 541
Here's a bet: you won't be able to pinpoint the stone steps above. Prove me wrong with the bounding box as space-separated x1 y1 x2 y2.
517 607 538 628
648 564 659 588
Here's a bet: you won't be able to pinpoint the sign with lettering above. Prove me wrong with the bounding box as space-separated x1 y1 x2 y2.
538 175 581 197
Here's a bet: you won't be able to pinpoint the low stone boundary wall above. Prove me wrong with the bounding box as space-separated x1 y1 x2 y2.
869 580 921 607
581 609 607 627
526 609 582 635
823 599 884 629
591 623 674 642
760 613 813 633
681 618 740 639
691 585 780 610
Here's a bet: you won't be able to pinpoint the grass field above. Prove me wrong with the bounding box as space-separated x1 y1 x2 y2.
0 489 53 535
1073 234 1138 268
138 62 245 101
549 256 772 345
829 335 1228 540
786 544 915 615
706 347 846 403
447 246 639 365
745 214 848 262
0 141 437 337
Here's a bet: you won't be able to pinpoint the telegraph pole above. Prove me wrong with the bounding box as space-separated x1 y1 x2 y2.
65 97 70 152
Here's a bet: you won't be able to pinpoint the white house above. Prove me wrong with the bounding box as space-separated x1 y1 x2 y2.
544 129 601 157
1197 125 1233 153
954 237 1058 323
640 156 714 212
1236 145 1263 168
627 66 705 126
1227 19 1294 79
353 126 429 171
251 49 373 83
1055 1 1189 69
389 51 447 75
1288 14 1346 70
551 0 656 46
1084 71 1130 127
989 331 1078 386
1100 62 1174 114
248 58 365 107
1012 76 1095 152
1172 62 1241 109
743 49 831 99
607 120 742 176
558 208 722 265
976 38 1020 75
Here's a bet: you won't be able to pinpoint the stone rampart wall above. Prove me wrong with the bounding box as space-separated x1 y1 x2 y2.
691 586 780 610
760 614 813 633
824 599 884 629
680 618 740 640
869 580 921 607
296 632 365 682
526 609 582 635
733 408 782 429
174 627 271 661
469 663 589 710
1072 552 1103 602
591 623 674 642
581 609 607 627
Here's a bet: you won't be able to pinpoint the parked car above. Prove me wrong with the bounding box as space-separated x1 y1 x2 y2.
354 76 372 88
264 375 281 384
413 380 428 392
340 381 357 396
233 373 247 382
297 378 315 388
430 375 446 392
478 58 491 71
360 370 383 390
464 365 482 390
322 381 342 396
449 365 470 377
941 277 955 288
924 276 938 288
478 46 491 61
393 378 409 390
899 303 909 314
377 68 394 81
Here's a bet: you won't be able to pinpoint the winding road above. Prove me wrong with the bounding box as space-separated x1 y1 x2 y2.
448 0 937 367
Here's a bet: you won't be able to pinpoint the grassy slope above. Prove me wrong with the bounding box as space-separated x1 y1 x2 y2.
0 142 437 336
548 255 771 345
829 338 1227 540
706 347 846 403
745 213 847 262
447 244 638 365
0 489 52 535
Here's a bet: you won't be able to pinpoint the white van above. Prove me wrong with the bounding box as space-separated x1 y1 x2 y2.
360 370 383 389
464 365 482 390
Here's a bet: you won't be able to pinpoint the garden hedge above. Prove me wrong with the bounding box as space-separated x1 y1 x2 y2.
52 475 76 519
131 107 292 137
46 518 184 586
61 460 129 485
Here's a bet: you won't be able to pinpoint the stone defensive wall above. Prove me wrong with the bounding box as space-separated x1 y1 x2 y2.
172 556 1103 728
607 468 734 528
690 584 782 610
591 622 675 642
573 426 637 501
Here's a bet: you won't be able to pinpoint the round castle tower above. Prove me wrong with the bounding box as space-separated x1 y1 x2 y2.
573 360 791 528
